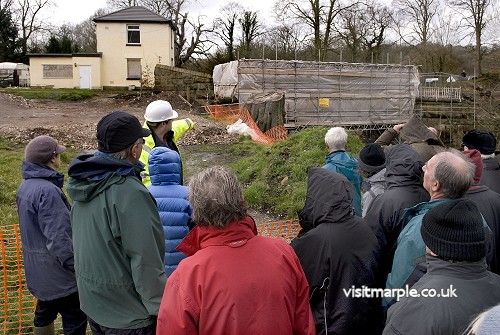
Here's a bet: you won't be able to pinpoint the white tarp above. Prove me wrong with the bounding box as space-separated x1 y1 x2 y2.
213 59 420 126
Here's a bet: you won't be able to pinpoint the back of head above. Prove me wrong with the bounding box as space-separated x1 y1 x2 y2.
299 168 354 230
144 100 178 123
358 143 386 176
325 127 347 151
24 135 65 165
466 304 500 335
421 198 485 262
432 151 475 199
97 111 150 153
462 129 497 155
188 166 246 228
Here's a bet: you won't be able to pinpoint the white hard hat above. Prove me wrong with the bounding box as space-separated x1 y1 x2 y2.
144 100 178 122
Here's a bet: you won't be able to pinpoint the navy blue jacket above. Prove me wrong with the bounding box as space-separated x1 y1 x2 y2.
16 161 77 300
148 147 192 277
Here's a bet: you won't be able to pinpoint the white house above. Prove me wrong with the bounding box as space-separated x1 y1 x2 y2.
29 6 175 89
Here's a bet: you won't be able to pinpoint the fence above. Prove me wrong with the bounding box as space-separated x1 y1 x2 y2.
419 87 461 102
0 219 300 334
213 59 420 128
0 225 35 335
205 103 288 145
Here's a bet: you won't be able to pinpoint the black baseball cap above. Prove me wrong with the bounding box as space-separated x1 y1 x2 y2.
97 111 151 153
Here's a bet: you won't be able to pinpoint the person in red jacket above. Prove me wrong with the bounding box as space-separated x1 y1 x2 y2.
156 166 315 335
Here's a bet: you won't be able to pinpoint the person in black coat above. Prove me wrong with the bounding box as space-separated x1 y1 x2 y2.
464 149 500 274
291 168 381 335
363 144 430 288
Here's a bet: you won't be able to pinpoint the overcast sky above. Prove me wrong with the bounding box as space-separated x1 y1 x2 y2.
43 0 276 26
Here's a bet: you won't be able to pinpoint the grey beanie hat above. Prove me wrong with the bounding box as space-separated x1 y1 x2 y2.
24 135 65 165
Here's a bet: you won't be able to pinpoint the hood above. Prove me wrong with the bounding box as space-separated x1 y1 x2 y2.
67 152 143 202
325 150 358 170
148 147 182 186
298 168 354 232
21 161 64 188
177 216 257 256
384 144 424 188
399 116 444 146
362 168 386 192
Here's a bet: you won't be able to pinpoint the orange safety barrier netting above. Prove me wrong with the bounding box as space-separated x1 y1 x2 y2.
205 104 288 145
258 220 301 242
0 225 35 335
0 220 299 335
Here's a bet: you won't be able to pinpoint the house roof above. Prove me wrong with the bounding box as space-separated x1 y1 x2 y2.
93 6 173 26
28 53 102 58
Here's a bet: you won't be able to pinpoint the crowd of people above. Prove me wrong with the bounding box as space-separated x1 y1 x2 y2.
15 100 500 335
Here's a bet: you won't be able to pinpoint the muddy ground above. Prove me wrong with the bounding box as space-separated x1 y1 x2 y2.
0 91 277 224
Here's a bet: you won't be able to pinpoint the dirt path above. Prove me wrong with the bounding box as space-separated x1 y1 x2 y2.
0 92 279 224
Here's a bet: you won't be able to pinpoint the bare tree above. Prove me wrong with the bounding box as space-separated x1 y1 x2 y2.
280 0 356 59
268 22 307 59
393 0 438 45
239 10 261 57
336 2 391 62
450 0 496 75
106 0 138 8
14 0 52 60
213 2 242 61
361 4 392 62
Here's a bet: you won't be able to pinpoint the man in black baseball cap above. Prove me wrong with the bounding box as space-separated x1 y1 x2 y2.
67 111 166 333
463 129 500 193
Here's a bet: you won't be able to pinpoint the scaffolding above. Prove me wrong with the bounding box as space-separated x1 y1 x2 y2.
213 59 420 130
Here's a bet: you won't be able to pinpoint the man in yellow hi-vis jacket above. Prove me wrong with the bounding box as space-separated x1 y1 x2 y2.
140 100 194 186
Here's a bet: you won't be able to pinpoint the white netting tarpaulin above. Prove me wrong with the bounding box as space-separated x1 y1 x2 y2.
213 59 420 127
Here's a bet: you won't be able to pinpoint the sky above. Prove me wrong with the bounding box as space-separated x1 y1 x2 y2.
43 0 276 26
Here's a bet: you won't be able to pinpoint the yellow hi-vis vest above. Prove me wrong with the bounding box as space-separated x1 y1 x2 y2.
140 118 194 186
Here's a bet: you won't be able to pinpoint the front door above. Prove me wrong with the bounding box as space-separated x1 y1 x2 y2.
79 65 91 89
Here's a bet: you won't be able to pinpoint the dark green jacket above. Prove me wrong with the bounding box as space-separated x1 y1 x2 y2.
67 153 166 329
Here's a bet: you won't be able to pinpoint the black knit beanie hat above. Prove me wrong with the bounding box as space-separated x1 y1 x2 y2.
462 129 497 155
358 143 386 174
421 199 485 262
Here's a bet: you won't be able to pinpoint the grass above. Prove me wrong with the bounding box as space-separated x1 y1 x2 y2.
229 127 364 218
0 88 97 101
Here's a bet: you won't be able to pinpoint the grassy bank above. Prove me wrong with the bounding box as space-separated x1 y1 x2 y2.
230 127 364 218
0 88 97 101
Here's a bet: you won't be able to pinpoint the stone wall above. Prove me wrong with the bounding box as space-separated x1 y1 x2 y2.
155 64 213 103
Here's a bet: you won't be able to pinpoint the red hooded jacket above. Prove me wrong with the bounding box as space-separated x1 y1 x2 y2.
156 216 315 335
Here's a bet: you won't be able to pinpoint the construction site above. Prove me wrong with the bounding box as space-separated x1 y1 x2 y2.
0 57 499 334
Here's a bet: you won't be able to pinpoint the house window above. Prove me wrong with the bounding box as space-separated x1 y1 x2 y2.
42 64 73 78
127 25 140 45
127 59 141 80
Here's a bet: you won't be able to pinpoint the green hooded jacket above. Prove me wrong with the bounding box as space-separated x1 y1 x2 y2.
67 153 166 329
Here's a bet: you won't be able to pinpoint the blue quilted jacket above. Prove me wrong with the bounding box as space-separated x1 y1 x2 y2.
148 147 192 277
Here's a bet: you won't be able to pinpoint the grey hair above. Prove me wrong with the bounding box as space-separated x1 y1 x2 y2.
325 127 348 151
108 138 142 160
433 151 475 199
188 166 247 228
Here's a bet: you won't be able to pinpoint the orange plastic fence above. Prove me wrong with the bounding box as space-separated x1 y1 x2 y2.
258 220 301 242
0 225 35 335
0 220 299 335
205 104 288 145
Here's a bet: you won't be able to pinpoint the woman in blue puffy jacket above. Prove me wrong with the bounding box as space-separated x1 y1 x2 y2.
148 146 192 276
